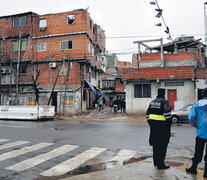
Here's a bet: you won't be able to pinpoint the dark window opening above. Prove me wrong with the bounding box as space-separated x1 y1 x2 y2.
19 62 27 74
67 15 75 24
134 84 151 98
60 40 73 50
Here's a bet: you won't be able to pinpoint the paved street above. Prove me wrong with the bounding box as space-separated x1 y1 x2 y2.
0 108 203 179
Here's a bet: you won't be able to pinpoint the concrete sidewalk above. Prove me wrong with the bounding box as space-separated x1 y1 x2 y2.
61 158 204 180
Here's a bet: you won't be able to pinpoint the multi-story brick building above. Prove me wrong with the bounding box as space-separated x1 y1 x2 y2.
122 37 207 115
0 9 106 114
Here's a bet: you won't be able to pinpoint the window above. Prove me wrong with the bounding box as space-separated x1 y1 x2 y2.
13 16 26 27
60 40 73 50
88 42 91 53
107 81 113 87
19 62 27 74
39 19 47 31
90 20 92 30
67 15 75 24
164 81 184 86
37 43 46 51
12 39 27 51
134 84 151 98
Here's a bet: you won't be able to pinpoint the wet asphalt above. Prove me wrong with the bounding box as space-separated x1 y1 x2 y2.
0 107 205 179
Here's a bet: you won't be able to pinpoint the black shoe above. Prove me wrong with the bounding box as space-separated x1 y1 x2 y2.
186 167 197 175
157 164 170 170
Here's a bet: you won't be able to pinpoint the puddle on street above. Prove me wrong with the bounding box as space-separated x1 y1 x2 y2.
35 156 187 180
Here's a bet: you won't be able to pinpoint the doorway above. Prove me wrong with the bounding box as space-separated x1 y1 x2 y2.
168 90 177 110
51 92 57 112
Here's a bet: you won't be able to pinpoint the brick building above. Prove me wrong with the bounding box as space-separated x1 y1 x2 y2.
122 37 207 115
0 9 105 114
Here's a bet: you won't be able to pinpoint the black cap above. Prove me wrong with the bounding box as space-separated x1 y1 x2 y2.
157 88 165 97
203 88 207 97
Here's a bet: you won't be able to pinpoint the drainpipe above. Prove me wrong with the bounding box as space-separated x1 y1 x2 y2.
9 42 13 103
16 29 22 105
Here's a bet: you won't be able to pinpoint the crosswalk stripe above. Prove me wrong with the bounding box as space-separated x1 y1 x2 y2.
5 144 78 172
110 149 137 162
0 142 53 162
0 139 9 143
0 141 30 150
40 147 106 177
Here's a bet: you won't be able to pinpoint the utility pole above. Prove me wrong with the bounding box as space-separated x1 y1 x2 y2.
63 55 71 114
0 39 1 105
59 51 65 114
16 29 22 105
9 43 13 103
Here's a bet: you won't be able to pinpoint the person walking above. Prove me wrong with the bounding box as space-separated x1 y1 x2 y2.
146 88 172 170
121 98 126 114
113 99 118 114
186 88 207 178
97 96 103 111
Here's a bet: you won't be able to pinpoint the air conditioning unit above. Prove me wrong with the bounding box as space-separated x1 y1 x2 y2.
49 62 57 68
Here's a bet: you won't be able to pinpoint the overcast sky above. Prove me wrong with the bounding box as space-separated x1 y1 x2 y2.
0 0 206 62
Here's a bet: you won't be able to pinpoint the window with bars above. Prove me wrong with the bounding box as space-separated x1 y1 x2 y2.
164 82 184 86
13 16 27 27
60 40 73 50
134 84 151 98
37 43 46 51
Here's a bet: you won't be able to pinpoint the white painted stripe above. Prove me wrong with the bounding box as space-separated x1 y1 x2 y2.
0 141 30 150
41 147 106 177
0 142 53 162
0 139 9 143
110 149 137 162
5 144 78 171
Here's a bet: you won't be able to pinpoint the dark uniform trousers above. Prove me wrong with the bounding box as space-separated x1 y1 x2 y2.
148 120 171 166
153 144 168 166
192 136 207 164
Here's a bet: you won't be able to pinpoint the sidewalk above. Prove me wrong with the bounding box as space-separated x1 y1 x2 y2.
56 108 147 123
61 158 204 180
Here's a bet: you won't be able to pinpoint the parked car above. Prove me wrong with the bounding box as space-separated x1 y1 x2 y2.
171 104 193 123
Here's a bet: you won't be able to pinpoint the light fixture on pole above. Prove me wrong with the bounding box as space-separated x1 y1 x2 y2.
150 1 156 5
164 26 169 34
155 23 162 26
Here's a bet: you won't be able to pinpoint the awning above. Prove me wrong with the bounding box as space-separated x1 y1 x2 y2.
85 80 96 93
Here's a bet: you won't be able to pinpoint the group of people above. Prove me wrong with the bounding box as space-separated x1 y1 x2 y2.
96 96 126 113
109 97 126 114
146 88 207 178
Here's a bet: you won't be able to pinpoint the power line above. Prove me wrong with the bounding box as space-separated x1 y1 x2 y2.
106 34 206 39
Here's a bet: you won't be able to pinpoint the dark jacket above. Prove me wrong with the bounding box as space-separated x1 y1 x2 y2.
146 96 172 146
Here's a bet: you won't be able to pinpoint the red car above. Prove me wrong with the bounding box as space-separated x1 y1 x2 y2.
171 104 193 123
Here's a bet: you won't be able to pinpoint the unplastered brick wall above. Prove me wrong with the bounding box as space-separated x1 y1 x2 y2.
36 61 81 87
0 13 33 37
122 66 195 80
132 52 204 67
115 79 125 93
33 10 95 42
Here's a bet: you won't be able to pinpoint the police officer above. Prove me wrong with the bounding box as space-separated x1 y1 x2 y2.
186 88 207 178
146 88 172 170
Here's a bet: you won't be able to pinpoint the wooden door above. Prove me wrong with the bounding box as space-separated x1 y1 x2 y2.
168 90 177 110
